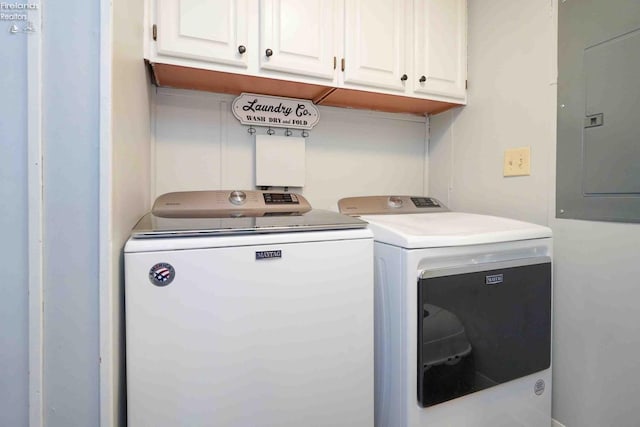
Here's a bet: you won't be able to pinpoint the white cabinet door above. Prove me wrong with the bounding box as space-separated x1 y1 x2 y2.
343 0 407 92
413 0 467 99
156 0 249 67
260 0 338 80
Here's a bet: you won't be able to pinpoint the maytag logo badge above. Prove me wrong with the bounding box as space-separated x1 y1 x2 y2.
255 250 282 260
485 274 504 285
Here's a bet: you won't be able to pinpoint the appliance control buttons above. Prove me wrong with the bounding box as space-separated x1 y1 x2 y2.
229 190 247 205
388 196 404 208
411 197 440 208
264 193 300 204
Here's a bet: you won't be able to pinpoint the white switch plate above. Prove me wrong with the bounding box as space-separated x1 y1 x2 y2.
503 146 531 177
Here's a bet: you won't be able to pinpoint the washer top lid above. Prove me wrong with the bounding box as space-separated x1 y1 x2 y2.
132 189 368 238
360 212 552 248
132 209 368 238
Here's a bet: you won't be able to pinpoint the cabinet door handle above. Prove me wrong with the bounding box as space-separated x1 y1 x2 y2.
265 48 273 57
419 75 426 83
400 74 408 81
238 45 246 54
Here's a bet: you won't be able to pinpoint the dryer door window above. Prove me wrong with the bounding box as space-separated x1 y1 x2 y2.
417 258 551 408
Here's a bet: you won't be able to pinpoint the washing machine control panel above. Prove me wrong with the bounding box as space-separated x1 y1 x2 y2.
338 195 449 215
410 197 442 208
387 196 404 209
263 192 300 204
152 190 311 218
229 190 247 205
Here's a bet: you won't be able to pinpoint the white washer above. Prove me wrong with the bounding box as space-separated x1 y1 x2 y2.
338 195 552 427
125 191 374 427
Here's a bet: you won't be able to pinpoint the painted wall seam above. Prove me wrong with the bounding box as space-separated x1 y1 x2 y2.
150 87 158 204
99 0 115 425
449 111 455 208
423 115 430 196
220 100 229 189
27 6 44 427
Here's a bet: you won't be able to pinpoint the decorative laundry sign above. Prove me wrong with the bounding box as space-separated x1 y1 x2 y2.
232 93 320 130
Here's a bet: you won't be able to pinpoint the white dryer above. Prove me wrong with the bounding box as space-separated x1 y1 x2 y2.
338 195 552 427
125 191 374 427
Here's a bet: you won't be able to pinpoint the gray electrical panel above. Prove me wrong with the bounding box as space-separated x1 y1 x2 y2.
557 0 640 222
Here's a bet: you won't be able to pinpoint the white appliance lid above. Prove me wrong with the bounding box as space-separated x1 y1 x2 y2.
361 212 552 248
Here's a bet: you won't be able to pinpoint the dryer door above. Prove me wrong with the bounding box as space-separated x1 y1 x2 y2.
417 257 551 408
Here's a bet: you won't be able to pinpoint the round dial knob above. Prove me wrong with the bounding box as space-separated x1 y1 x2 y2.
229 190 247 206
387 196 403 209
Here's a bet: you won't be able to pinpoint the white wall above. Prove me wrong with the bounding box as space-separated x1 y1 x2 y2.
0 17 29 427
429 0 556 225
430 1 640 427
551 219 640 426
42 1 101 425
0 1 150 425
2 3 102 425
105 0 152 425
152 88 429 209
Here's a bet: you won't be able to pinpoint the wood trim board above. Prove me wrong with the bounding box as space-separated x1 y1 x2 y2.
147 61 462 116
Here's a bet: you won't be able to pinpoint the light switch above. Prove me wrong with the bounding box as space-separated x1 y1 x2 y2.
503 146 531 177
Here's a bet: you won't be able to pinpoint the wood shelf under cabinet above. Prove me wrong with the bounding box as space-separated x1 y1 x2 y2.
148 61 462 116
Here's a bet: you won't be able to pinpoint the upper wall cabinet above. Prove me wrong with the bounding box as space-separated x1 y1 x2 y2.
413 0 466 100
260 0 338 81
147 0 467 114
343 0 407 92
155 0 249 67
